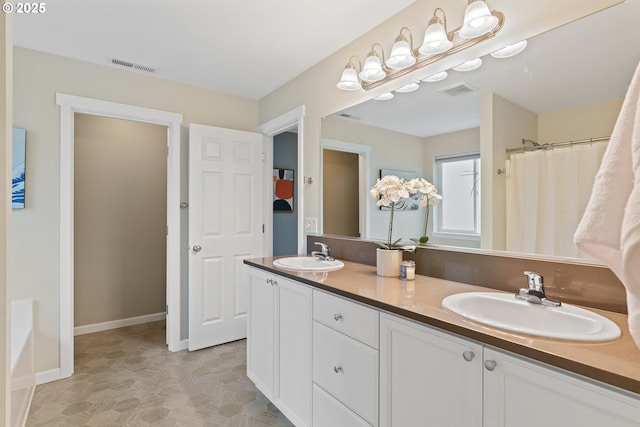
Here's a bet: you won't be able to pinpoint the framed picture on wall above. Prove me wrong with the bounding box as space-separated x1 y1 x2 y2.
12 128 26 209
379 168 420 211
273 168 294 212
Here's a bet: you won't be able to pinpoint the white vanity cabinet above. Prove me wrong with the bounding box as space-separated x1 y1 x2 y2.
379 313 483 427
483 348 640 427
247 264 640 427
380 313 640 427
247 268 312 427
312 290 380 427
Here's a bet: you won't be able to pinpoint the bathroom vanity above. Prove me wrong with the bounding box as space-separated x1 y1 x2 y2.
245 257 640 427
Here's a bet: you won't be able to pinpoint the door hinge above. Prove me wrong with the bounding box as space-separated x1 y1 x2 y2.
262 152 265 161
262 224 265 233
166 225 169 236
166 305 168 316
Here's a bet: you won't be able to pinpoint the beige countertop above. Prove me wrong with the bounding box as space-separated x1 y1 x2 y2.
245 257 640 396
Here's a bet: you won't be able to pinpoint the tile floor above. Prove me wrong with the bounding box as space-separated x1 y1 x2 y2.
26 321 294 426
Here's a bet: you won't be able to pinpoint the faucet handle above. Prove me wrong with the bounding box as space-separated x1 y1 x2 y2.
314 242 329 254
524 271 544 292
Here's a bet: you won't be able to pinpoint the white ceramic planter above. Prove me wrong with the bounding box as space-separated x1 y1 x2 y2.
376 248 402 277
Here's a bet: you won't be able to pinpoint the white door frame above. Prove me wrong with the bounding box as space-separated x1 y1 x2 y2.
257 106 305 256
56 93 183 380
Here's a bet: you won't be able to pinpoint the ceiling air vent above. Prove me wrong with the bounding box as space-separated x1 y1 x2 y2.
337 113 361 120
111 58 158 74
438 82 478 96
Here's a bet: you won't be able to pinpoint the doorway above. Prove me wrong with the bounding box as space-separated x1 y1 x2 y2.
257 106 305 256
323 149 359 237
273 131 298 256
320 139 371 239
57 93 183 380
73 114 167 335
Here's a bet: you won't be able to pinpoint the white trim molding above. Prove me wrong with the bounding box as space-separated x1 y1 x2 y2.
74 312 167 336
56 93 183 381
257 106 306 255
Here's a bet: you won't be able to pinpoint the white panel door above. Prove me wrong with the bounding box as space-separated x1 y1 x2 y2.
188 123 264 351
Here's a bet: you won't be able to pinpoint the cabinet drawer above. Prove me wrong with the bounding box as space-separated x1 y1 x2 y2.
313 384 372 427
313 290 379 348
313 322 378 425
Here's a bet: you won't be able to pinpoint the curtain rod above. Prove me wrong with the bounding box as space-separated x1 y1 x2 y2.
506 136 610 154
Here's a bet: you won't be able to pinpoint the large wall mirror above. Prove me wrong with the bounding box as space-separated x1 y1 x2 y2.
320 1 639 263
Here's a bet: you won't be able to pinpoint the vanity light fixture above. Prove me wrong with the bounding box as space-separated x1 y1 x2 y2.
490 40 528 58
419 8 453 56
421 70 449 82
394 82 420 93
459 0 499 39
453 57 483 72
336 56 362 91
360 44 387 82
374 92 394 100
387 27 417 70
336 1 504 91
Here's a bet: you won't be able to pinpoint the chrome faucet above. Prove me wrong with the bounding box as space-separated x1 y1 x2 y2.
515 271 561 307
311 242 334 261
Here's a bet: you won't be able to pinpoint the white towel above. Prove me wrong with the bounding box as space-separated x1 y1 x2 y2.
575 60 640 348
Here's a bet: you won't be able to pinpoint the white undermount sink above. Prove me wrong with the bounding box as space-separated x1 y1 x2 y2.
272 256 345 272
442 292 621 342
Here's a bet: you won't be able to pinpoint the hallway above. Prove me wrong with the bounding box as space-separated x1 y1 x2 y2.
27 321 293 426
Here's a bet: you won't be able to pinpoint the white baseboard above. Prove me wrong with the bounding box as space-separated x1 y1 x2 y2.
74 312 166 336
178 339 189 351
36 368 62 385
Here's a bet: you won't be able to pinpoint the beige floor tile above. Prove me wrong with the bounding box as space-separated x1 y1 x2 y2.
27 321 294 427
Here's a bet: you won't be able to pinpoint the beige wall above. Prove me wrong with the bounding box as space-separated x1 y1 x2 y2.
259 0 622 244
1 13 11 427
74 114 167 327
481 93 538 251
539 98 623 143
12 47 259 374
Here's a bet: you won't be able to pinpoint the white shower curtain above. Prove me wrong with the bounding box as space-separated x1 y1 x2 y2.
506 141 608 258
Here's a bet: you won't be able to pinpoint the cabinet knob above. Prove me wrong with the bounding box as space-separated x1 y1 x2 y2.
334 313 343 321
484 360 497 371
462 351 475 362
333 365 343 374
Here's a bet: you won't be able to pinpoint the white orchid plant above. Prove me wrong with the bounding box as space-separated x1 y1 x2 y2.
370 175 442 250
411 179 442 244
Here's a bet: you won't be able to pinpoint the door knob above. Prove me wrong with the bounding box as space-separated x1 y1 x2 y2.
192 244 202 253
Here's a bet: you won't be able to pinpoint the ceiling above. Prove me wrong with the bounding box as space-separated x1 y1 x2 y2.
335 1 640 138
12 0 416 99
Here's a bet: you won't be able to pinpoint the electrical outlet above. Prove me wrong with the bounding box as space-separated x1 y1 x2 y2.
304 217 318 233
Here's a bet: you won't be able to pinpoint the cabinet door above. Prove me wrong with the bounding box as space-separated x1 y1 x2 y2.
380 314 483 427
247 269 276 399
276 277 312 427
483 348 640 427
